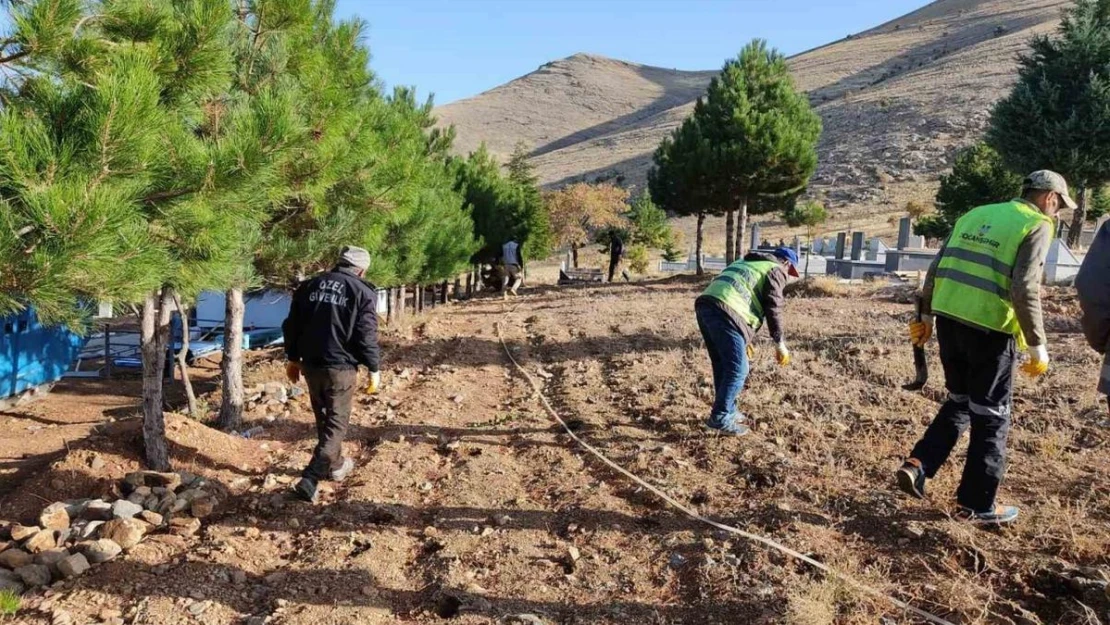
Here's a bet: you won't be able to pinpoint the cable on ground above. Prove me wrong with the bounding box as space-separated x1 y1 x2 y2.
495 319 959 625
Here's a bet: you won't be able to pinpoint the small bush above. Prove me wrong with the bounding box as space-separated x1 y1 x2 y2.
0 590 20 617
784 277 851 298
627 244 650 274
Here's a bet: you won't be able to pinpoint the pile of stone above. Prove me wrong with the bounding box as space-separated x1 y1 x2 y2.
0 471 218 595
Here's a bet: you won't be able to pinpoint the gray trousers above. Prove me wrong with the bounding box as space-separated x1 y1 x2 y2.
302 366 357 481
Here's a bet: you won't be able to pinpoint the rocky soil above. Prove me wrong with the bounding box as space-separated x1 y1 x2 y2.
0 278 1107 624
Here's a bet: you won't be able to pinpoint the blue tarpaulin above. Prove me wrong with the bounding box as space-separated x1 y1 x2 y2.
0 309 86 399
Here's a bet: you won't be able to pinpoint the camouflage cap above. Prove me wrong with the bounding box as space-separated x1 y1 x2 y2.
1023 170 1078 210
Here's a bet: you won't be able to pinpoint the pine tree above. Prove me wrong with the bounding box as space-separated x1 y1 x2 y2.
1090 185 1110 222
649 115 719 275
0 0 301 468
988 0 1110 246
454 144 550 264
694 40 821 262
933 143 1022 238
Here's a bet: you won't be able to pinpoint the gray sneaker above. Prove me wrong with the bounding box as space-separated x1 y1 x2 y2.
331 457 355 482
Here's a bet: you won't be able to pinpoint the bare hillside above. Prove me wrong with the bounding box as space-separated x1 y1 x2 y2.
436 0 1071 232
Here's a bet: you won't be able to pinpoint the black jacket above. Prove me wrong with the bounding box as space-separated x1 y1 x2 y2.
282 267 380 372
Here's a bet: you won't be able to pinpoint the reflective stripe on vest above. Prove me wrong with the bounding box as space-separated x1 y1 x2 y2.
932 200 1052 346
701 260 777 330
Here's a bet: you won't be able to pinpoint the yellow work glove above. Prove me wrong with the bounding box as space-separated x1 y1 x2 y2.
775 342 791 367
908 315 934 348
1020 345 1049 378
746 344 756 360
367 371 381 395
285 361 301 384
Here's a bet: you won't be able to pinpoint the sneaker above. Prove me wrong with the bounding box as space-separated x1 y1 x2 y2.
896 459 927 499
331 457 355 482
955 505 1019 525
292 477 318 503
705 413 751 436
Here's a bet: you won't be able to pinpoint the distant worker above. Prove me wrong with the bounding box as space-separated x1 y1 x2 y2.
502 239 524 298
898 171 1073 525
609 232 625 283
282 246 381 503
694 247 799 436
1077 217 1110 409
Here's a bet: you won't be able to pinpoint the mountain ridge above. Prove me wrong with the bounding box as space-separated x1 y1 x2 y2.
435 0 1071 238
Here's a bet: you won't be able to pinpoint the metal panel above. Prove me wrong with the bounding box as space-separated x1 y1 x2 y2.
0 308 85 399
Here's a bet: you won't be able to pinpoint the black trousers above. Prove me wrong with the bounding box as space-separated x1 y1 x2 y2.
302 366 357 481
910 316 1015 512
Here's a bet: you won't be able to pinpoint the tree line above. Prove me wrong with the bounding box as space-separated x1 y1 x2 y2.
0 0 550 469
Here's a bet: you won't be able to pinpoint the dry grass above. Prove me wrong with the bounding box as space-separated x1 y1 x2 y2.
784 276 853 298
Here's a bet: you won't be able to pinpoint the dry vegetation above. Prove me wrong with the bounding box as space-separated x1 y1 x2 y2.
1 278 1105 624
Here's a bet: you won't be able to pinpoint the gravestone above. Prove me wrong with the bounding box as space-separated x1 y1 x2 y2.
850 232 865 261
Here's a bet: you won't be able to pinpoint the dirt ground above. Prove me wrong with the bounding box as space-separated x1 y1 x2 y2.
1 277 1107 624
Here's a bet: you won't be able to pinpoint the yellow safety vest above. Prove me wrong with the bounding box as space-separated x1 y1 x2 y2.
932 200 1052 348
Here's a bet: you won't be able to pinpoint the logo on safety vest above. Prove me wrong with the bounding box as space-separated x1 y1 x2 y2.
960 223 1001 249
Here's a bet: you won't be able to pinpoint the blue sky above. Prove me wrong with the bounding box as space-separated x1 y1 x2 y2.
336 0 930 105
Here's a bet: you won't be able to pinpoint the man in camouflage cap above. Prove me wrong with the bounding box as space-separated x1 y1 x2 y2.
899 170 1073 525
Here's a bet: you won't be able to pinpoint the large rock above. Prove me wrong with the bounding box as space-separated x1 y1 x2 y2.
139 511 164 526
0 569 24 594
9 525 38 542
56 553 89 579
123 471 182 493
100 519 147 550
190 497 216 519
14 564 50 587
80 539 122 564
110 500 143 520
82 500 113 521
168 517 200 538
63 499 90 519
23 530 57 554
0 549 32 570
39 503 70 531
155 494 177 516
80 521 105 539
34 549 69 573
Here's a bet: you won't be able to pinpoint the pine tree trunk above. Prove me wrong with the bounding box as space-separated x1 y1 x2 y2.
737 196 750 260
1067 185 1088 248
217 288 245 431
170 291 198 419
141 289 171 471
695 213 706 276
571 245 579 269
725 209 735 264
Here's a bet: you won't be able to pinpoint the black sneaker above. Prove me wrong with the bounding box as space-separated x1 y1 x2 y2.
293 477 318 503
331 457 355 482
896 459 926 499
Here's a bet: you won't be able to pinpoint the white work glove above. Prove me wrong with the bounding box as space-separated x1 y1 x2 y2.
1020 345 1049 378
367 371 381 394
775 342 791 367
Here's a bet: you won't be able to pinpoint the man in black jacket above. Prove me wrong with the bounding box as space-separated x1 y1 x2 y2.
282 246 381 502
